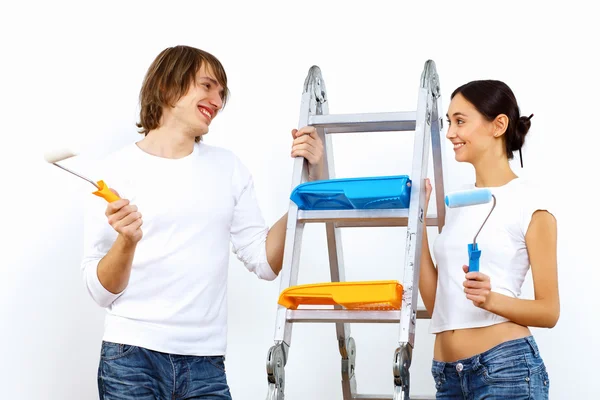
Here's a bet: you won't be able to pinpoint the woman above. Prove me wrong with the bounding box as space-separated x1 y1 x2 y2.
420 80 559 399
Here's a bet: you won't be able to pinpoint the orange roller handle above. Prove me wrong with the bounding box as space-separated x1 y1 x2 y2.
92 180 121 203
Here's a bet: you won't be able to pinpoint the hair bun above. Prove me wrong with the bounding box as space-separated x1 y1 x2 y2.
516 113 533 137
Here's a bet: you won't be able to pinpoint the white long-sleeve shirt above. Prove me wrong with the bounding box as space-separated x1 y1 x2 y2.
81 141 277 356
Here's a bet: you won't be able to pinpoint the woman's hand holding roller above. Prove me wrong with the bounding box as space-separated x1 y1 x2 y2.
463 265 494 309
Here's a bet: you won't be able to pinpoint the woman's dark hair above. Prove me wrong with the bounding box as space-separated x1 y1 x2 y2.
451 80 532 165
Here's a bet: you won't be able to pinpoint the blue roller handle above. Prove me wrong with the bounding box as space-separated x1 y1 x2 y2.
468 243 481 272
445 188 493 273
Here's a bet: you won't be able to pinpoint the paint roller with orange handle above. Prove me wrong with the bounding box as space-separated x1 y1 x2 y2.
44 149 120 203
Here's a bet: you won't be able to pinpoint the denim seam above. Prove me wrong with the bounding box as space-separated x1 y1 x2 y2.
169 354 176 399
178 358 191 399
99 358 107 399
187 360 192 397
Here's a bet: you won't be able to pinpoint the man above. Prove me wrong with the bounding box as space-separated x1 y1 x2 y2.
81 45 324 399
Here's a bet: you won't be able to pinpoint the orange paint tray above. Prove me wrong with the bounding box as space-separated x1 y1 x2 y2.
278 280 403 310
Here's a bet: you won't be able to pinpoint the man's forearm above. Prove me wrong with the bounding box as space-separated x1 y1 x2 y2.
97 235 138 294
266 213 288 276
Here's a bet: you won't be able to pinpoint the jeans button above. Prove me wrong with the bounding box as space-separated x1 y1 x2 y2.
456 363 463 372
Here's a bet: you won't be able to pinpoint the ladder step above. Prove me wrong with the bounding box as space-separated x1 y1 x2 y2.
308 112 416 133
286 308 430 323
279 280 403 310
298 209 439 228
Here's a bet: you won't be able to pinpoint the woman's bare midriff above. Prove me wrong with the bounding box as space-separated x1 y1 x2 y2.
433 321 531 362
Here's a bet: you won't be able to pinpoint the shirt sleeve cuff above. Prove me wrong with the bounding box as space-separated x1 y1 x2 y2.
83 259 124 307
258 261 278 281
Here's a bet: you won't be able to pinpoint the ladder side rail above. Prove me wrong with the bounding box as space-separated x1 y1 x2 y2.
430 83 447 233
317 99 358 399
394 60 438 400
272 102 309 345
398 86 432 348
267 66 327 400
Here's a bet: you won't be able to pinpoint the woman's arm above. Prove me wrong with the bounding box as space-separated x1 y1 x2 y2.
463 210 559 328
419 179 438 315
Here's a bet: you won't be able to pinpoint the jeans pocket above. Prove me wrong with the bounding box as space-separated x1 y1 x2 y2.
100 341 138 361
481 354 530 384
525 352 547 374
529 358 550 397
207 356 226 373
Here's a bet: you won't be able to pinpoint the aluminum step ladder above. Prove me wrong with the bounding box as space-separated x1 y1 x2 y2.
265 60 446 400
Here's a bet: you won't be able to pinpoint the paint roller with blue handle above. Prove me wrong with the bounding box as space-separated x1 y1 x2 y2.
445 188 497 272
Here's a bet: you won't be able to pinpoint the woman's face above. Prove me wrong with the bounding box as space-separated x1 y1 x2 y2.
446 93 501 165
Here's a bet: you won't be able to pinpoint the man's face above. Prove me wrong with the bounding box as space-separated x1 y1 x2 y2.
164 64 225 137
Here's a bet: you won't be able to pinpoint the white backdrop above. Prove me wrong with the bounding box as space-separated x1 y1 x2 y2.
1 1 598 399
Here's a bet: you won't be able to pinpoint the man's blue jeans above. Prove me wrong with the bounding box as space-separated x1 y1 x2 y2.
98 341 233 399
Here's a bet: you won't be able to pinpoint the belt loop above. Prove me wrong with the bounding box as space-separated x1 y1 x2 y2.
473 355 482 370
431 360 445 375
525 336 539 356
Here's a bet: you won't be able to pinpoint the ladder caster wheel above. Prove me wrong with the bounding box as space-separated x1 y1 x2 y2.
393 344 412 399
266 344 287 400
266 384 283 400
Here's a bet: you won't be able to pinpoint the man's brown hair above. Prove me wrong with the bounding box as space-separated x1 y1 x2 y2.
136 45 229 142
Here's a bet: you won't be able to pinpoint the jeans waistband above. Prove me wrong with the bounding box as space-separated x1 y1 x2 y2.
432 336 539 374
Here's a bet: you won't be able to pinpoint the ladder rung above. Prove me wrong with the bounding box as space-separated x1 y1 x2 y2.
286 308 430 323
308 112 416 133
298 209 439 228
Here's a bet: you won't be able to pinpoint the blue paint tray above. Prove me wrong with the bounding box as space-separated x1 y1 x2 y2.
290 175 412 210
